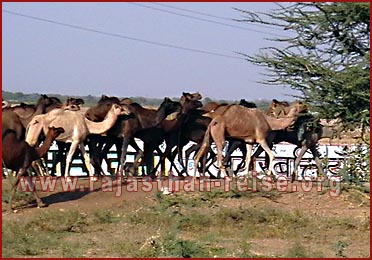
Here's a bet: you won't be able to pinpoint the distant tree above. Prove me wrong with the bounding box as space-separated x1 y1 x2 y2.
237 2 370 135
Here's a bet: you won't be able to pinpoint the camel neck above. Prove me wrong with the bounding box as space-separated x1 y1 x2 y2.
35 132 56 158
84 109 118 135
138 107 168 129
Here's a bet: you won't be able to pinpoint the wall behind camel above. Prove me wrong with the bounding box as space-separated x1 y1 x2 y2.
43 140 366 180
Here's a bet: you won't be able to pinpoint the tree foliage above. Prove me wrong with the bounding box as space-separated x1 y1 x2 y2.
237 2 370 133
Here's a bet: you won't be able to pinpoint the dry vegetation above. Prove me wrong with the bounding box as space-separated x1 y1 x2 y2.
2 178 370 258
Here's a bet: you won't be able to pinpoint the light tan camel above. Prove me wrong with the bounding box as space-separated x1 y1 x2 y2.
194 101 308 178
25 104 130 179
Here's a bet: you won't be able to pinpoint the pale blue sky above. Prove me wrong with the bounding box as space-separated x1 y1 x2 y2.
2 2 299 100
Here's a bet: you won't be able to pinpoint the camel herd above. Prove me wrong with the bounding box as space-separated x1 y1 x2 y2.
2 92 338 208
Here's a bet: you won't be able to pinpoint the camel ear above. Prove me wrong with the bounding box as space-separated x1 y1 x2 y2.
272 99 279 104
42 94 48 98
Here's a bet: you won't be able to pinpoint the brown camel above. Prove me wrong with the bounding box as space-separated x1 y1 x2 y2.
25 104 130 179
194 101 308 178
2 110 25 140
266 99 291 117
132 92 203 177
107 97 182 176
178 99 256 176
252 100 337 181
61 97 85 111
4 95 62 124
84 96 181 176
2 95 63 140
2 95 64 177
3 126 65 209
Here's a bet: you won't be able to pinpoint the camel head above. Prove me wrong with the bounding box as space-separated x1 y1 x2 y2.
38 94 62 107
291 101 309 114
109 103 131 116
182 99 203 114
267 99 307 118
182 92 202 101
180 92 203 106
266 99 290 117
239 99 257 108
120 97 134 105
47 126 65 139
66 97 84 106
98 95 120 104
86 96 121 121
160 98 182 116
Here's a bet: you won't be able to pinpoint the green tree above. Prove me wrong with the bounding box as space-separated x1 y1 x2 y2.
237 2 370 134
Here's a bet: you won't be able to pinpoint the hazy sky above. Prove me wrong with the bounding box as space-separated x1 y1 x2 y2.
3 2 300 101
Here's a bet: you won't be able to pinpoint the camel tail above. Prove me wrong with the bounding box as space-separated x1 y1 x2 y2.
193 120 214 176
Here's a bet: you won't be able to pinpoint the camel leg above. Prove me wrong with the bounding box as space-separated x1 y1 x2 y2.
309 146 325 177
234 142 247 174
184 144 200 176
64 142 79 178
193 145 207 180
292 146 308 182
258 141 275 176
118 138 130 176
223 141 240 168
9 168 45 210
211 128 227 177
88 136 104 176
79 143 94 178
251 145 264 170
242 144 253 176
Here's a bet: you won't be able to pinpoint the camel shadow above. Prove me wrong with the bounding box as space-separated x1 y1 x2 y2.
40 187 102 206
9 186 102 210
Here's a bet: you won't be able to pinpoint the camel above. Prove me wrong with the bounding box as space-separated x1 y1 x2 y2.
266 99 291 117
251 100 337 181
180 92 202 106
2 110 25 140
2 95 63 140
193 101 308 178
2 95 64 177
45 95 121 177
25 103 130 179
83 96 181 176
176 102 232 175
61 97 85 111
107 97 182 176
3 126 65 209
132 92 203 177
178 99 257 176
4 95 62 124
47 97 87 175
201 101 228 113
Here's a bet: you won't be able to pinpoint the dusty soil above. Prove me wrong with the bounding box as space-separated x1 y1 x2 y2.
2 177 370 258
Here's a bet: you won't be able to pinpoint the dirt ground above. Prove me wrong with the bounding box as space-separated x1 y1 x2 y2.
2 177 370 258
